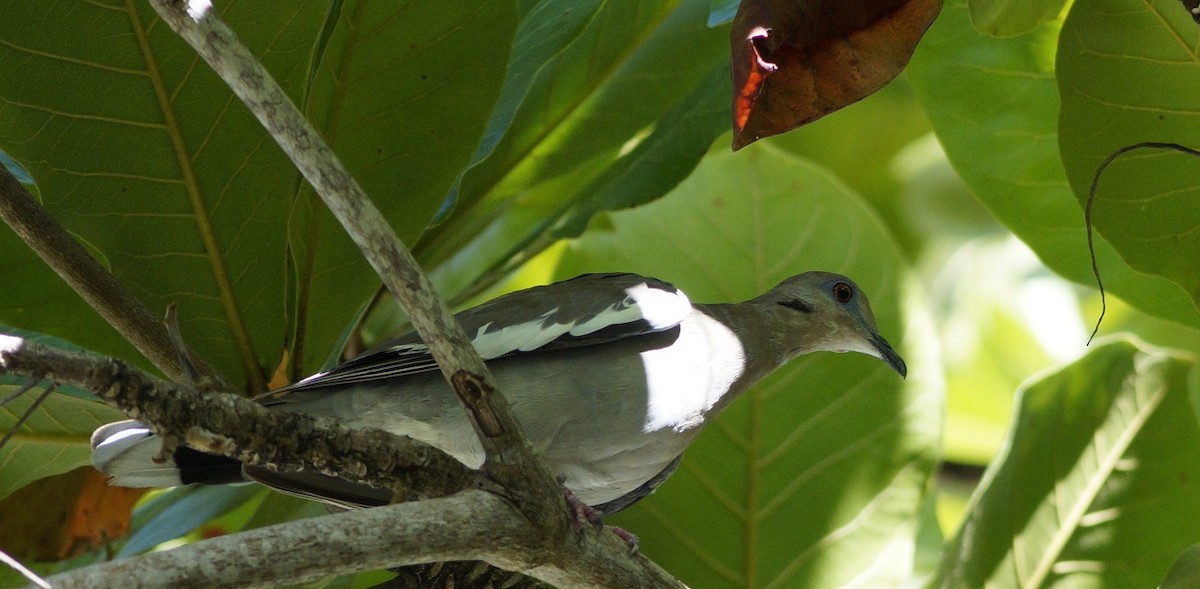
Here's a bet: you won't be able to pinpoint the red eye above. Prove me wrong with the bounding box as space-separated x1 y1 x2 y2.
832 282 853 303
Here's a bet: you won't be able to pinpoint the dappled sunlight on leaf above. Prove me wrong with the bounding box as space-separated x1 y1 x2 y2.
934 339 1200 587
907 0 1200 329
1057 0 1200 314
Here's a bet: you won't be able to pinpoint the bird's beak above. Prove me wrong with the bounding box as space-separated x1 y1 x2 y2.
870 333 907 379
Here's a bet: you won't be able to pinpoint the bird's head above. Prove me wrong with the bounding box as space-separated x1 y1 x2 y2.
757 272 907 378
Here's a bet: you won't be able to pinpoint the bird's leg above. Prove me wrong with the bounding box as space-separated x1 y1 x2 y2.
557 475 604 535
608 526 640 556
556 476 640 555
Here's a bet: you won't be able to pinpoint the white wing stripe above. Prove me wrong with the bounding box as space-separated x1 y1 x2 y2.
624 283 692 329
471 282 692 357
286 280 694 390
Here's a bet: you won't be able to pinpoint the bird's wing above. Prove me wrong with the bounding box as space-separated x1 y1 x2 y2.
261 273 691 399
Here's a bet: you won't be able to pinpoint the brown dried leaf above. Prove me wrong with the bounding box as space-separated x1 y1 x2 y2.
731 0 942 149
0 468 144 561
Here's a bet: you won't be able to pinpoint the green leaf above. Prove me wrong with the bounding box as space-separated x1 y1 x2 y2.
0 3 325 389
933 339 1200 588
766 80 947 255
0 3 519 387
289 1 518 376
426 63 730 299
446 0 605 208
1162 544 1200 589
418 0 729 278
907 0 1200 329
118 485 261 558
0 386 124 501
1057 0 1200 313
969 0 1068 37
558 145 942 589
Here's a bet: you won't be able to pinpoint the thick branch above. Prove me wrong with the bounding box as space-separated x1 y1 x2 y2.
144 0 564 530
40 491 687 589
0 335 476 502
0 164 226 388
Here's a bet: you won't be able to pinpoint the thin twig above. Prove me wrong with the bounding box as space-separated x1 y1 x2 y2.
0 376 39 407
0 547 49 589
0 382 55 451
1084 141 1200 344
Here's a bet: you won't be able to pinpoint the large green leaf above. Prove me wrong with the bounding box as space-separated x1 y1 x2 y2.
427 64 731 300
0 3 519 388
557 145 942 588
968 0 1067 37
933 339 1200 588
288 1 518 377
907 0 1200 330
0 3 325 389
0 386 123 501
1162 545 1200 589
1057 0 1200 313
416 0 729 279
765 80 946 255
0 330 125 500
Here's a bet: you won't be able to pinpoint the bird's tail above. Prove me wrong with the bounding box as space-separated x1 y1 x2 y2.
91 420 245 487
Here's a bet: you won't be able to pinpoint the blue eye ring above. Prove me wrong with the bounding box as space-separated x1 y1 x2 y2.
832 282 854 303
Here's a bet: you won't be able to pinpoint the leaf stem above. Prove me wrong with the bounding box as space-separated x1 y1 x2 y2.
1084 141 1200 344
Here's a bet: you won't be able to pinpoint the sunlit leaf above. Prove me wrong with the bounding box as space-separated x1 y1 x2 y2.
968 0 1067 37
934 339 1200 588
0 386 124 501
907 0 1200 329
427 64 730 300
1057 0 1200 313
419 0 729 282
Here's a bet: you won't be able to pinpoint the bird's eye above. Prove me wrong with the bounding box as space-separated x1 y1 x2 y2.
832 282 854 303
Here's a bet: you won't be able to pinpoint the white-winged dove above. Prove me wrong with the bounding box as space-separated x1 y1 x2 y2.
92 272 905 514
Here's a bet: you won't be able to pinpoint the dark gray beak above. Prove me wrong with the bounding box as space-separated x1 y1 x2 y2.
871 333 907 379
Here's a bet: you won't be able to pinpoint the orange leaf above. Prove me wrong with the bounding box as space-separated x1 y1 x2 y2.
0 468 145 561
731 0 942 149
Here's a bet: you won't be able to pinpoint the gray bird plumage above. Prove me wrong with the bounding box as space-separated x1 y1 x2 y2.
91 272 905 513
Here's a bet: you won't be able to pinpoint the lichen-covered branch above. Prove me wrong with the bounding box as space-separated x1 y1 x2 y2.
39 490 687 589
1 339 686 589
0 335 476 503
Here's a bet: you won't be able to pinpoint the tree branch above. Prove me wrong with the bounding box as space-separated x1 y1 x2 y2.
39 490 686 589
2 2 684 585
0 335 477 503
0 164 227 389
0 337 685 588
